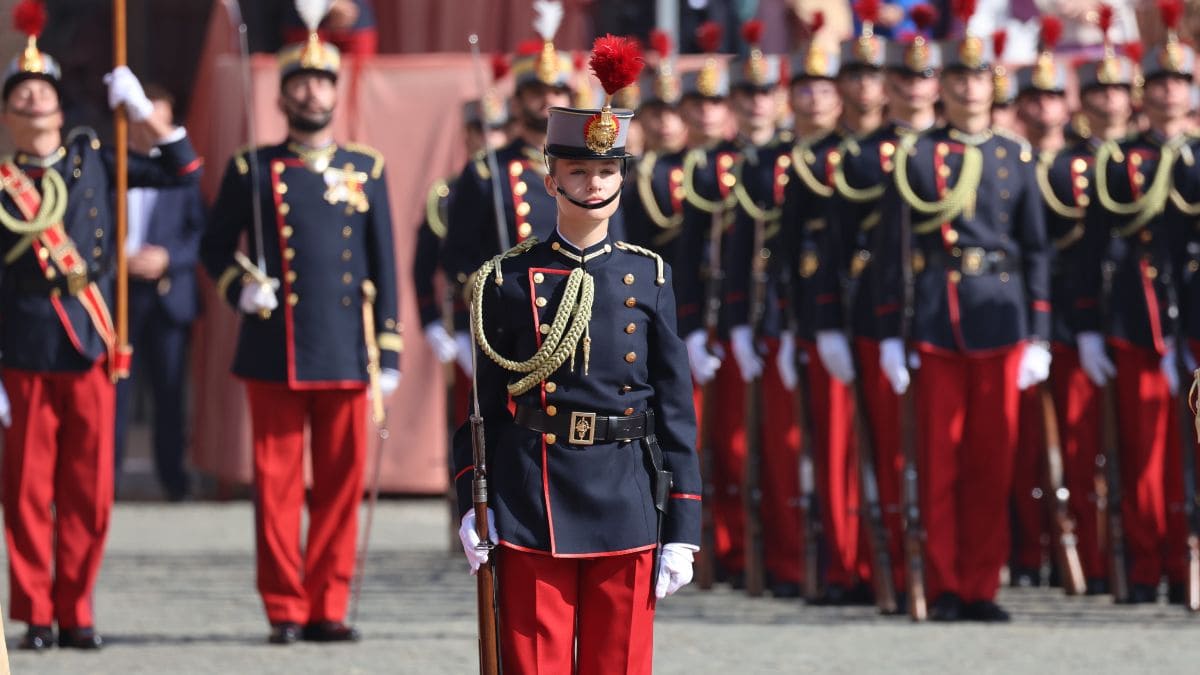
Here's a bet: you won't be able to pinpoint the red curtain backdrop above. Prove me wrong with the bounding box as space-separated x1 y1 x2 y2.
373 0 594 54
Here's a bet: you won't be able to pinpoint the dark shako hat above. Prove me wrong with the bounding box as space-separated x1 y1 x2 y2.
545 35 643 161
3 0 62 102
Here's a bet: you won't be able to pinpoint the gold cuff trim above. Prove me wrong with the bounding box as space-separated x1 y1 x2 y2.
378 332 404 352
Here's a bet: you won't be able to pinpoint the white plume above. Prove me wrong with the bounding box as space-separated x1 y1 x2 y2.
295 0 333 32
533 0 564 42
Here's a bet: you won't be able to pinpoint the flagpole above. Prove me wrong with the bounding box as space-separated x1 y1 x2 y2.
112 0 130 381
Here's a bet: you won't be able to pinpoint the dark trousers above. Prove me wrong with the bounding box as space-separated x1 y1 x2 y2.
114 284 192 500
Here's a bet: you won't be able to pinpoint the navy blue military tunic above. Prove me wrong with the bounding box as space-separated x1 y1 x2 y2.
874 126 1051 352
621 149 687 264
453 231 702 555
0 130 201 372
1080 131 1193 353
413 175 452 328
201 142 400 386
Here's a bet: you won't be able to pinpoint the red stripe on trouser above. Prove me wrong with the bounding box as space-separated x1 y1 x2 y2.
916 346 1021 602
1108 341 1185 585
1011 386 1049 571
245 382 367 623
708 342 746 575
855 338 907 592
2 362 114 628
498 547 655 675
803 341 863 587
1049 345 1107 580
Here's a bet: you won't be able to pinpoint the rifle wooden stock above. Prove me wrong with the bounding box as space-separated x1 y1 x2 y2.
1100 381 1129 602
470 414 501 675
1180 366 1200 612
897 203 927 621
1039 385 1086 595
695 209 727 590
790 338 822 602
742 219 769 598
444 285 461 554
849 371 897 613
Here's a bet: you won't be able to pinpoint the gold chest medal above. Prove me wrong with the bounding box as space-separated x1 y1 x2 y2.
323 164 370 213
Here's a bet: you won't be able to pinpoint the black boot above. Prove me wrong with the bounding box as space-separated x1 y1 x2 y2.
57 626 103 649
929 592 963 621
302 621 361 643
962 600 1011 623
18 625 53 651
268 622 301 645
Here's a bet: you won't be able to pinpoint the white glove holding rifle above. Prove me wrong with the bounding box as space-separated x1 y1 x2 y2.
458 507 499 575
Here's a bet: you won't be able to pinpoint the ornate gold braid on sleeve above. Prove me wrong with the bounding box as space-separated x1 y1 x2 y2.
470 238 597 395
0 167 68 235
682 148 736 213
790 142 835 198
614 241 666 285
731 156 782 222
893 134 984 235
1035 152 1084 220
832 137 885 203
636 152 683 230
1094 139 1180 235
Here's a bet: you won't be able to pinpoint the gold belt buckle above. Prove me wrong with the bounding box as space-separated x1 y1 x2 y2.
569 411 597 445
66 266 88 296
849 250 871 278
961 247 984 276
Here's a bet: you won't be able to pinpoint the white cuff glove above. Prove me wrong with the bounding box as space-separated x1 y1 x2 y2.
729 325 763 382
776 330 798 391
458 507 499 575
880 338 911 395
1162 346 1180 396
104 66 153 122
655 543 697 599
1017 342 1052 391
816 330 856 384
454 331 474 377
237 281 279 315
686 330 722 385
378 368 401 396
423 323 458 364
1076 332 1115 387
0 380 10 428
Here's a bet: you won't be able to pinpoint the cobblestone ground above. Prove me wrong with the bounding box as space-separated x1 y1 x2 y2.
2 499 1199 674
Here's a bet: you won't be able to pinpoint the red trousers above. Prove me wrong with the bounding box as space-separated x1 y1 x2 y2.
854 338 906 592
2 362 114 628
245 381 367 624
497 547 655 675
1110 341 1189 585
703 338 803 583
915 346 1022 602
1049 345 1106 581
1011 386 1049 571
802 341 866 587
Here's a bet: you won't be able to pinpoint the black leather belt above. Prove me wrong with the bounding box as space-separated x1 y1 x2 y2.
926 247 1020 277
8 271 93 296
515 404 654 446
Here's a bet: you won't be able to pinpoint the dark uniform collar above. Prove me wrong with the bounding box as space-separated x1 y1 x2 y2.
945 124 994 146
548 228 614 268
286 139 338 172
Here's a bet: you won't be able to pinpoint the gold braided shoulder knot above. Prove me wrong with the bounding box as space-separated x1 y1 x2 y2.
1093 138 1179 235
637 152 684 230
425 178 450 238
832 135 885 203
0 166 68 236
471 237 596 395
1035 150 1085 220
893 133 984 235
731 154 782 223
682 148 736 213
789 139 836 199
614 241 666 286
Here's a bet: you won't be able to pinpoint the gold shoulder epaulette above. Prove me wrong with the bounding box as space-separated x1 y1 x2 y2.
66 126 101 151
472 153 491 180
614 241 665 286
232 143 258 176
425 178 451 238
343 142 385 179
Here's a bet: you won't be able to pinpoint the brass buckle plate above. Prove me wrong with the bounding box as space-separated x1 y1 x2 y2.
961 247 985 276
569 411 597 445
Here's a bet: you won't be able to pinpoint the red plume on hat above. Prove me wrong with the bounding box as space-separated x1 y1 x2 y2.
1040 16 1063 51
910 4 938 36
1097 4 1114 35
741 19 764 47
590 34 644 97
992 30 1007 60
649 29 672 59
1159 0 1183 32
13 0 45 38
696 21 722 54
854 0 881 25
953 0 977 25
1123 41 1144 65
516 39 543 57
491 52 510 82
809 11 825 36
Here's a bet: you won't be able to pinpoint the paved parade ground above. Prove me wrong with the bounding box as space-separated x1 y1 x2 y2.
2 498 1199 674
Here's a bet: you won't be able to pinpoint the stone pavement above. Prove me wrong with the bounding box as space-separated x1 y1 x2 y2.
3 499 1200 674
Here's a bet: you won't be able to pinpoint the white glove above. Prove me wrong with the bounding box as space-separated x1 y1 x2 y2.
0 380 10 428
1162 346 1180 396
686 330 722 385
237 281 279 314
880 338 911 395
104 66 153 122
776 330 798 391
655 543 697 599
1017 342 1052 391
1076 332 1115 387
379 368 401 396
423 323 458 364
816 330 856 384
454 331 474 377
729 325 763 382
458 507 499 575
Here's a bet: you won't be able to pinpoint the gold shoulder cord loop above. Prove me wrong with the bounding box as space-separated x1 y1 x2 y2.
832 137 885 203
614 241 666 285
1035 153 1085 220
893 135 984 234
682 148 735 213
789 141 835 198
731 156 782 222
1094 139 1180 234
471 238 596 396
0 167 68 235
637 152 684 230
425 178 450 238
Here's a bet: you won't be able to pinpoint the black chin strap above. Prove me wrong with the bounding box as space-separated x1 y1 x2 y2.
556 184 623 210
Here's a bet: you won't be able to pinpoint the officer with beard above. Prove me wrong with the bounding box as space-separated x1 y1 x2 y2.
201 33 400 644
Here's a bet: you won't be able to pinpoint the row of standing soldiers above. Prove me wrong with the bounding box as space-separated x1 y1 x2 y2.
420 8 1200 621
